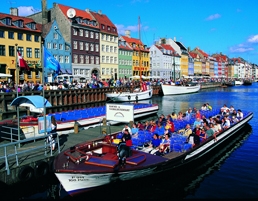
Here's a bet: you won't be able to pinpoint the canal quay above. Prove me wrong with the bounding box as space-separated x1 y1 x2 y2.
0 82 220 187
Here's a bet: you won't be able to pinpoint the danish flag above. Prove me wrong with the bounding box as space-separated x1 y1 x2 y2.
17 51 30 71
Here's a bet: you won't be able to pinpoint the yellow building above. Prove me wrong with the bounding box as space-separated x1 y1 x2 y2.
0 11 42 84
122 31 150 77
180 54 189 76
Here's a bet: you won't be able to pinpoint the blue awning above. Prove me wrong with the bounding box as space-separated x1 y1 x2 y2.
10 95 52 108
60 68 66 74
66 69 72 74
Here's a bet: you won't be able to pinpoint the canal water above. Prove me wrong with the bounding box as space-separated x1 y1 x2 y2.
7 83 258 199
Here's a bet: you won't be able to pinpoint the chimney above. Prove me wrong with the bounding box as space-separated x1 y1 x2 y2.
174 37 176 42
10 7 18 16
125 30 131 38
85 8 89 12
98 10 102 15
41 0 48 25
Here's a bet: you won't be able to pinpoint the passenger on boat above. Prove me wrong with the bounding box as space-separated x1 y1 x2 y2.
146 133 162 154
178 124 192 137
220 104 229 115
155 133 171 155
177 111 184 120
204 124 214 138
229 105 235 115
117 129 132 166
154 122 165 136
122 124 132 135
221 116 230 129
213 120 222 141
206 103 212 110
199 128 207 142
237 109 244 120
230 115 239 124
201 104 207 111
195 110 201 119
193 117 202 129
136 121 144 130
131 123 139 137
187 132 200 148
143 121 152 131
165 119 175 134
170 112 177 120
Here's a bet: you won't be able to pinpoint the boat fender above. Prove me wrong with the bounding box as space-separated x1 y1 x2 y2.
18 165 34 182
34 161 49 178
128 95 131 100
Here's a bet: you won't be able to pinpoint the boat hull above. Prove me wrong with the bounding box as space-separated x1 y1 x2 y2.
161 84 201 95
106 89 153 102
53 110 253 196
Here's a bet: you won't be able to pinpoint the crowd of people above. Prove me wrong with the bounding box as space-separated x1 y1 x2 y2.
116 103 245 163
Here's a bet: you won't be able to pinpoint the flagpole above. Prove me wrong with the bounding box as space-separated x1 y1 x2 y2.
15 43 21 143
41 39 47 137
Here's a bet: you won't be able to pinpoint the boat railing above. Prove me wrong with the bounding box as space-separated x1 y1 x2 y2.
0 133 60 175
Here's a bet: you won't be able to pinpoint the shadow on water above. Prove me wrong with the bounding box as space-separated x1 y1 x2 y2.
3 123 251 200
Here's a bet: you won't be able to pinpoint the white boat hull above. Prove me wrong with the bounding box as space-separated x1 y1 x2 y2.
161 84 201 95
235 80 243 85
106 89 153 102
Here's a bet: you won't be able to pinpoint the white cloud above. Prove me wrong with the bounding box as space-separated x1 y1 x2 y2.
230 46 254 53
115 24 148 35
205 13 221 21
18 6 41 17
248 35 258 43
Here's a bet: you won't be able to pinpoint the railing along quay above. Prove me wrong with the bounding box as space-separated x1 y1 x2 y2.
0 83 220 120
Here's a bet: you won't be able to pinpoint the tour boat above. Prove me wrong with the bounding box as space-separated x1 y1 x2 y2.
161 83 201 95
53 108 253 196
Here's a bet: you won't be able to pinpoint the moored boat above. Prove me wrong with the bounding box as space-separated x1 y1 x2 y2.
243 79 253 85
105 87 153 102
161 83 201 95
53 108 253 196
0 102 159 140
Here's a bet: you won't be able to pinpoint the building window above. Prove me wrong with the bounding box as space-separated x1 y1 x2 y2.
107 26 110 31
73 54 78 63
85 56 89 64
53 43 57 49
106 45 109 52
26 48 32 58
65 55 69 63
114 47 117 53
102 68 105 75
110 56 113 64
80 42 83 50
65 44 69 51
59 55 63 63
102 45 105 52
90 56 94 64
18 47 23 56
59 44 63 50
102 24 105 30
6 18 11 26
80 55 84 63
9 46 14 56
8 31 14 39
0 30 4 38
54 55 58 61
34 35 39 42
85 30 89 37
102 56 105 63
17 32 23 40
95 44 99 52
90 43 94 51
96 56 99 64
95 32 99 39
54 33 58 39
79 29 83 36
85 43 89 51
110 35 113 42
73 41 77 49
106 56 109 63
110 46 113 53
73 28 77 35
26 34 31 41
35 48 40 58
90 31 94 38
101 34 105 40
46 43 51 49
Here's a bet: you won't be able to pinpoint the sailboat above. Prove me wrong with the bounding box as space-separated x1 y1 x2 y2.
105 17 153 102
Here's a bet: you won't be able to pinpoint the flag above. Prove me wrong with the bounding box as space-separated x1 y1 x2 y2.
43 47 61 78
17 51 30 71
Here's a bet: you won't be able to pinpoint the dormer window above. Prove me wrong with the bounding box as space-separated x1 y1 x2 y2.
26 22 36 30
92 21 97 26
17 20 23 28
6 17 12 26
101 24 105 30
107 26 110 31
76 17 82 24
113 27 116 32
83 19 89 24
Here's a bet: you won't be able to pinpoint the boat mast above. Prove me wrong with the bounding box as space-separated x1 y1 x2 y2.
138 16 142 82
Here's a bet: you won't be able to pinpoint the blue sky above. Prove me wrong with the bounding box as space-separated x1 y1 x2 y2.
1 0 258 64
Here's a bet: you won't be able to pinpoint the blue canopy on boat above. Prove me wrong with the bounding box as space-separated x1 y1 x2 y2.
10 95 52 108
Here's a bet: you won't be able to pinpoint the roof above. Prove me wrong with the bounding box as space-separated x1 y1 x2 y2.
0 12 41 33
10 95 52 108
122 36 149 52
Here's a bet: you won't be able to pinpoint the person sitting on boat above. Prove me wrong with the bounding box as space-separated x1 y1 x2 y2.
137 121 144 130
143 121 152 131
122 124 132 135
206 103 212 111
220 104 229 115
204 124 214 139
213 120 222 141
221 116 231 130
201 104 207 111
178 124 192 137
131 123 139 137
155 133 171 155
237 109 244 120
150 121 157 133
170 112 177 120
230 115 239 124
147 133 162 154
193 117 202 129
195 110 201 119
187 131 200 148
154 122 165 136
117 129 132 166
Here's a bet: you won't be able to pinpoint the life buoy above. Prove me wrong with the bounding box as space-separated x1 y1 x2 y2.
18 165 34 182
34 161 49 178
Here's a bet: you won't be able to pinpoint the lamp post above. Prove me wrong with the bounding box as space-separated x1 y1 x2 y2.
15 43 21 144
